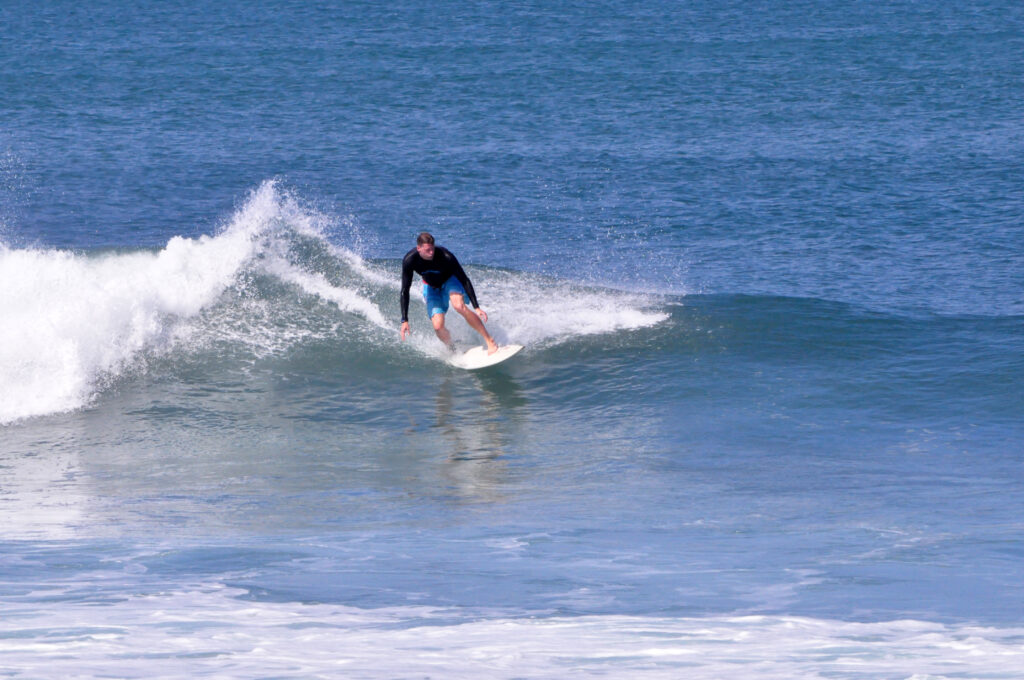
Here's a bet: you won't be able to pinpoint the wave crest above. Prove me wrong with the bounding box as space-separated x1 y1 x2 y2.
0 182 668 424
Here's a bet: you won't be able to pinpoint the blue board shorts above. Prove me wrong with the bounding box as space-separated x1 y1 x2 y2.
423 277 467 318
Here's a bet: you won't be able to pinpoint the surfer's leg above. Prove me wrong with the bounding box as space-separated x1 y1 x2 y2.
424 284 455 352
431 313 455 352
450 293 498 354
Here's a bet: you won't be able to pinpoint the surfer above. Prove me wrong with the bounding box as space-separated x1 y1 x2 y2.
399 232 499 355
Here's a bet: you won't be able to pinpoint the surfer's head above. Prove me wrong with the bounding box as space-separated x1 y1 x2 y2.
416 232 435 259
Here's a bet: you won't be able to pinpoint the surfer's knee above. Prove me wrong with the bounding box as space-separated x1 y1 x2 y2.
431 313 446 331
449 294 467 313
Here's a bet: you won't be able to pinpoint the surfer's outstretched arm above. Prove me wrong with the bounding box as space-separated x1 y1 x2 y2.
399 252 415 340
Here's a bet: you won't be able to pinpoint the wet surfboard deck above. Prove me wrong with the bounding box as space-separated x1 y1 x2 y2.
449 344 523 370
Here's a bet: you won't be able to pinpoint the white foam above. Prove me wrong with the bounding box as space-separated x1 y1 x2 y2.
1 586 1022 679
0 239 247 424
0 181 315 424
264 257 388 329
329 243 395 286
474 270 669 347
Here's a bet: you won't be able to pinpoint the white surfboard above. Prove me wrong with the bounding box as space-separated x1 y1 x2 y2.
449 344 523 370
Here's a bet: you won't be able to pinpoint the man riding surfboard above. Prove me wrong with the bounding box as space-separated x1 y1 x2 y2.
399 232 499 355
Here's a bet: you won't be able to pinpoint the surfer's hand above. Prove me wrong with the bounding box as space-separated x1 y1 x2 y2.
400 321 410 341
475 308 488 323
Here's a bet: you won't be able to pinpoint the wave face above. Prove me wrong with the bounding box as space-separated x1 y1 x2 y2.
3 179 1020 432
0 181 668 424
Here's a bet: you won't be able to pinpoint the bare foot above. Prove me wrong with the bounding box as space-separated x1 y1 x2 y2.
486 340 499 355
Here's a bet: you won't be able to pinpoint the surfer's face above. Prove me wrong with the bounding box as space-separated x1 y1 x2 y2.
417 243 435 259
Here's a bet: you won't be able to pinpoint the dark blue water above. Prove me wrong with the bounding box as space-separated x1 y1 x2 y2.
2 1 1023 677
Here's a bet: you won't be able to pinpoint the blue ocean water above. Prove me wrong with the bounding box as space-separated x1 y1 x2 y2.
2 1 1023 677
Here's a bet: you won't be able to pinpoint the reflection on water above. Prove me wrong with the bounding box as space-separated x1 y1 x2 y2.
432 372 528 505
0 416 92 540
0 361 535 539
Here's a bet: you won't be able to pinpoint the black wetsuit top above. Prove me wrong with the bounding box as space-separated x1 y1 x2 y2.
400 246 480 322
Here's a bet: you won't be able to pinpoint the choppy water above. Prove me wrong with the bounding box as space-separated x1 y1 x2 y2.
2 1 1023 678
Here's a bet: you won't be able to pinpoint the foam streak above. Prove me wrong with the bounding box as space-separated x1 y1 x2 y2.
2 588 1022 679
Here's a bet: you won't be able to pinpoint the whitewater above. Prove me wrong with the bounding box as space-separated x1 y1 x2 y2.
0 181 667 425
4 587 1024 679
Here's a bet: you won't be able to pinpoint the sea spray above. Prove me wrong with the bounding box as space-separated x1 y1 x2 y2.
0 182 311 423
0 181 669 424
